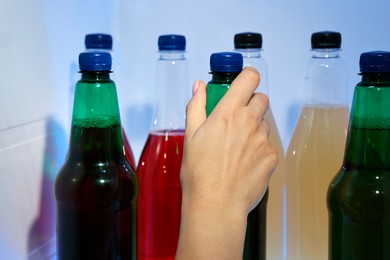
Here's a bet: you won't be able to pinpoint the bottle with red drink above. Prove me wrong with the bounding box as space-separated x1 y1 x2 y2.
137 34 188 260
55 51 138 259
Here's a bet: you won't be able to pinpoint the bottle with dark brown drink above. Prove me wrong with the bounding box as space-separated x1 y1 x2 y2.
205 51 268 260
327 51 390 260
55 51 138 260
84 33 136 170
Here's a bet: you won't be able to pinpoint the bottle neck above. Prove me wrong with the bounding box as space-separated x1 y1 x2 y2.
206 71 241 116
312 48 340 58
234 48 261 58
80 70 111 81
360 73 390 84
153 51 188 131
343 73 390 169
210 71 241 84
69 70 124 160
304 48 347 107
235 48 269 95
159 51 186 60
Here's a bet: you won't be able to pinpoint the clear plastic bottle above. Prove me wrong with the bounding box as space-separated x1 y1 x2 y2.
137 34 188 260
234 32 285 260
285 31 349 260
327 51 390 260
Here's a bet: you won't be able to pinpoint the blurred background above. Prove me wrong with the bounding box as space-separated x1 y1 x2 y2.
0 0 389 259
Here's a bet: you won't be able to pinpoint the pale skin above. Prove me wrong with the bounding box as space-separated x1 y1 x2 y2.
176 67 278 260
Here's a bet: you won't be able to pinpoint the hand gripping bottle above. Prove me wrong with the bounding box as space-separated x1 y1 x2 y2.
235 32 285 260
205 51 269 259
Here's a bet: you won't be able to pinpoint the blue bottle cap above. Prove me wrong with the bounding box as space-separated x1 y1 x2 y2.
210 52 243 73
311 31 341 49
158 34 186 51
85 33 113 50
79 51 112 71
234 32 262 49
360 51 390 73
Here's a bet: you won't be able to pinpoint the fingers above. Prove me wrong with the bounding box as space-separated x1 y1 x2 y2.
214 67 260 113
260 117 270 137
185 80 207 138
246 93 269 120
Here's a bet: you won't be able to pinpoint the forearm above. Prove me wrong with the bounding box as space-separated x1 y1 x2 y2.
176 193 247 260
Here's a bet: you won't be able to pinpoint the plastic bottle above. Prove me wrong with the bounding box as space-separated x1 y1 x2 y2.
205 51 269 259
234 32 285 260
55 51 138 259
84 33 136 170
206 52 243 115
327 51 390 260
285 31 349 260
85 33 113 52
137 34 188 260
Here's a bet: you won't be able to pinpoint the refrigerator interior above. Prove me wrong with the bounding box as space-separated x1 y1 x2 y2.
0 0 389 259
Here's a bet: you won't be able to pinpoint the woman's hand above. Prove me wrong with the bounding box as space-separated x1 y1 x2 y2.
176 67 278 260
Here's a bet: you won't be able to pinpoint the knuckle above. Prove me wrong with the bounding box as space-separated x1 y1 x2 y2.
268 148 279 167
262 119 270 136
259 93 269 109
247 115 259 131
247 124 259 138
185 101 194 114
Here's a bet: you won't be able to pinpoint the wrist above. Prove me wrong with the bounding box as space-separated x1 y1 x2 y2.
176 193 248 259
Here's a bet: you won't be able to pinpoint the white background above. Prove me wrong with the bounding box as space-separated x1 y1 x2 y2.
0 0 389 259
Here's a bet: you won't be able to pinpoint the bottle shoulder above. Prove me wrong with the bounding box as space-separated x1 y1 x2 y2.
306 57 347 72
209 72 240 84
79 71 113 83
356 80 390 87
207 81 232 88
77 78 115 85
328 167 390 220
137 130 185 172
287 106 349 145
55 158 137 206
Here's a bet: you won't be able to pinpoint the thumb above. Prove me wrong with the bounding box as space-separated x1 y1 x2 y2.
185 80 207 138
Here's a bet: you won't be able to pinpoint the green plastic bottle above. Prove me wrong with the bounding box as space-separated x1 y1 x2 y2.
206 52 242 115
55 51 138 259
327 51 390 259
205 52 268 260
84 33 136 171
